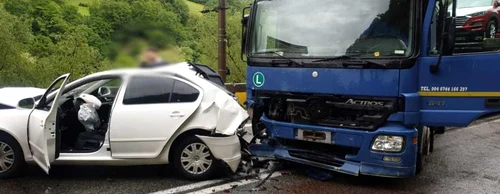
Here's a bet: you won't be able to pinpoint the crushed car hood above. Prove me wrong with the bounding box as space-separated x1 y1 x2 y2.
0 87 45 107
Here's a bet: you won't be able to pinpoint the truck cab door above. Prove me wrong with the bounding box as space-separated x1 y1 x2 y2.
418 1 500 127
28 74 70 173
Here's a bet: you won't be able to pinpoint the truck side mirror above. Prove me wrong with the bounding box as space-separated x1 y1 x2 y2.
442 17 456 55
430 0 456 74
241 6 251 62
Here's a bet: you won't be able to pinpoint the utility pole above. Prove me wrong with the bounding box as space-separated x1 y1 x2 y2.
218 0 227 82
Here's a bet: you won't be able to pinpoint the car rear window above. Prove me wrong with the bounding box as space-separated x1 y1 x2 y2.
170 80 200 103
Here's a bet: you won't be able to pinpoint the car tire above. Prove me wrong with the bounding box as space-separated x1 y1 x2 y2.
172 135 218 181
486 20 497 39
0 135 25 179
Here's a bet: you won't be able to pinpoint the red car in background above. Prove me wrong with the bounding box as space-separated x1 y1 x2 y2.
455 0 500 45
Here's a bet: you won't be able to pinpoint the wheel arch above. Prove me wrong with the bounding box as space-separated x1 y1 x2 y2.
0 129 28 161
163 128 212 163
488 13 499 28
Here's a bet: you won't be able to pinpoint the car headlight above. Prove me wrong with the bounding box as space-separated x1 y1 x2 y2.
467 11 486 18
371 135 404 152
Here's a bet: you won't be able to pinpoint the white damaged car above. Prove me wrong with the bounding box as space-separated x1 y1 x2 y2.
0 62 249 180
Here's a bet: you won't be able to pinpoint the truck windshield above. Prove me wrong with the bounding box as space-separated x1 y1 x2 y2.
456 0 492 8
249 0 413 59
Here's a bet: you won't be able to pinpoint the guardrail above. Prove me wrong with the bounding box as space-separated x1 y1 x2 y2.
225 83 247 107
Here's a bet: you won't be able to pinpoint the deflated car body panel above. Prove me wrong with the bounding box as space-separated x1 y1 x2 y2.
199 90 249 135
168 63 250 136
196 135 242 172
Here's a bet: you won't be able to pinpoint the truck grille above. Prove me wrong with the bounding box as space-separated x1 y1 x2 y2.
258 91 402 131
456 16 468 27
276 138 358 166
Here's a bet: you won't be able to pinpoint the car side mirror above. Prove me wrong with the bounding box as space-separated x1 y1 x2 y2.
98 86 111 97
17 97 35 109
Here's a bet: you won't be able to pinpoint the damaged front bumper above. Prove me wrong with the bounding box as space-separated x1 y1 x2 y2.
196 135 242 173
251 116 418 178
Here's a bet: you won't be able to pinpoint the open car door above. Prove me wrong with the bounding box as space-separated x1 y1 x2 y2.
28 74 70 174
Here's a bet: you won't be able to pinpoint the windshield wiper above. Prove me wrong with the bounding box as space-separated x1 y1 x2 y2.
252 51 304 67
312 55 388 68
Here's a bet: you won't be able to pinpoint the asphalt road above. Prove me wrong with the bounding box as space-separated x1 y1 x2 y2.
225 119 500 194
1 119 500 194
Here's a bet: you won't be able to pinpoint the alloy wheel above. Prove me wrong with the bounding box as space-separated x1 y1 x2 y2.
0 142 14 173
180 143 212 175
489 23 497 39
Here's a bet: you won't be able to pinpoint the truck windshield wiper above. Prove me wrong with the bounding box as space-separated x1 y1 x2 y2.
252 51 304 67
312 55 388 68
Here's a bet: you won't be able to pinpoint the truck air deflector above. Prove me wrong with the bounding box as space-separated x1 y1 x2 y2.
247 66 400 97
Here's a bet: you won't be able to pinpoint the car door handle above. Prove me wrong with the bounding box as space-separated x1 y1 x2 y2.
170 111 185 118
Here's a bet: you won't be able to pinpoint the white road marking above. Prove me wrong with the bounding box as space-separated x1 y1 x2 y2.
187 172 282 194
150 179 225 194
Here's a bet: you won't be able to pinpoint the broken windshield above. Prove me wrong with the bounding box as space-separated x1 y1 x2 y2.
249 0 414 59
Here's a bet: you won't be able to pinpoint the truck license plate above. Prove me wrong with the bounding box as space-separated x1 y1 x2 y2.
296 129 332 144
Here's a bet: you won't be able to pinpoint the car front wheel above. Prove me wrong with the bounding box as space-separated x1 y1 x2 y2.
487 20 497 39
172 136 218 180
0 135 25 179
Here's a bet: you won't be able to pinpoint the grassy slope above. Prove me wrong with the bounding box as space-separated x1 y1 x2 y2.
185 0 204 17
68 0 203 17
66 0 93 16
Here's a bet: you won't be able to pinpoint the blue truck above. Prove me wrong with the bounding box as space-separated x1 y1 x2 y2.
241 0 500 178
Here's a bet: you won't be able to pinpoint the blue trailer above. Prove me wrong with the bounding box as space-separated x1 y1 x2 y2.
241 0 500 178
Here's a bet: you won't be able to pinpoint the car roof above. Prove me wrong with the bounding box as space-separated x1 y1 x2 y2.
0 87 45 107
88 62 198 77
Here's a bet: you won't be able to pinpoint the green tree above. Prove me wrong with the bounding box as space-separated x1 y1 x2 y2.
184 0 251 82
0 6 34 86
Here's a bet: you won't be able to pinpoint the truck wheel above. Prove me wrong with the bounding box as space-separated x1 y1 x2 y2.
487 20 497 39
416 126 430 174
429 129 435 153
0 135 25 179
172 136 218 181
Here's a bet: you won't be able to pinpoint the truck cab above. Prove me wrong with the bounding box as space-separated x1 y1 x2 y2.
241 0 500 178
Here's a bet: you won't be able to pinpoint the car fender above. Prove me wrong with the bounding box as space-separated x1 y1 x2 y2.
196 135 241 172
0 109 33 161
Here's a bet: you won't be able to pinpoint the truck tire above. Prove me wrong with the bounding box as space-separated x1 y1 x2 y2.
429 129 435 153
0 134 25 179
172 135 218 181
416 126 430 174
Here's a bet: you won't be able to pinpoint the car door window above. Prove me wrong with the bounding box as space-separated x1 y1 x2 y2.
170 80 200 103
123 76 175 105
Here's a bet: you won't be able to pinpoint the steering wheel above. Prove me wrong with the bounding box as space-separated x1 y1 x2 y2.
365 35 407 54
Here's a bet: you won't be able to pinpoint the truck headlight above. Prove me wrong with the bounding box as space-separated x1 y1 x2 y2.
371 135 404 152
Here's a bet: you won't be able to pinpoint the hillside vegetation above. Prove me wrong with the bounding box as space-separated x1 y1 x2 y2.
0 0 250 87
